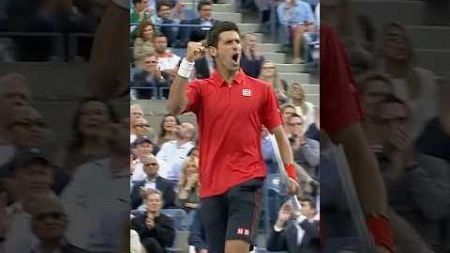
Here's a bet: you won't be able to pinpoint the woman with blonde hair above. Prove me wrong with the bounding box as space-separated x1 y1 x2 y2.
258 60 288 104
288 82 316 129
176 156 200 212
133 20 156 66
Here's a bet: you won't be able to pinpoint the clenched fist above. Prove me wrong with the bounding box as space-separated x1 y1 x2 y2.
186 42 206 62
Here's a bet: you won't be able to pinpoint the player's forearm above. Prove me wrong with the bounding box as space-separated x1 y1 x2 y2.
166 74 189 115
273 126 295 166
331 122 388 215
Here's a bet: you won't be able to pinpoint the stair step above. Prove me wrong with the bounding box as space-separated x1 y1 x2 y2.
351 0 426 25
406 26 450 50
275 63 305 73
238 23 260 33
259 43 281 52
262 52 286 64
183 3 235 12
212 12 242 23
414 49 450 75
279 72 311 84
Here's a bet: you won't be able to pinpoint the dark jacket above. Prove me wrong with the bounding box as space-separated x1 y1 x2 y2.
267 219 320 253
240 53 264 78
130 176 176 209
179 18 217 47
131 212 175 248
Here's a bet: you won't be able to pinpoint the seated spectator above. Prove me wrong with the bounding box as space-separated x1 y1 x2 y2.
133 53 171 99
288 83 315 129
305 109 320 142
376 22 438 140
286 113 319 180
179 1 217 47
194 44 215 79
131 189 175 253
240 33 265 78
131 117 156 144
175 156 200 212
60 97 119 175
28 192 72 253
131 0 151 39
61 119 130 253
130 104 144 141
171 1 188 23
258 60 288 104
3 149 54 253
153 33 181 81
133 21 156 66
267 197 320 253
131 154 176 210
156 114 181 146
131 136 162 183
281 104 296 124
154 1 178 47
156 122 196 183
188 205 208 253
277 0 315 63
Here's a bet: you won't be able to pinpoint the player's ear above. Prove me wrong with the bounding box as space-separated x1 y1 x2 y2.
209 47 217 57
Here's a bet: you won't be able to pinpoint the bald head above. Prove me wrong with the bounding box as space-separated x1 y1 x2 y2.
0 73 31 122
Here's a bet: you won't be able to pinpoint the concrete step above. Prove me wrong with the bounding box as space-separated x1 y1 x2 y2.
262 52 286 64
0 62 89 99
298 84 319 95
238 23 260 33
275 63 305 73
307 94 319 106
351 0 426 25
212 12 242 23
259 43 281 52
183 3 234 12
406 26 450 50
279 72 311 84
414 49 450 75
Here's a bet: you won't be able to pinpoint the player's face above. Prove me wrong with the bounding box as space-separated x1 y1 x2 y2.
212 31 241 73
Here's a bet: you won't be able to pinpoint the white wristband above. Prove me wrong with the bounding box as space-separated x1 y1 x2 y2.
177 58 195 79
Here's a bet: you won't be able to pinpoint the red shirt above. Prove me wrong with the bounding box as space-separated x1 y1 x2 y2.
184 69 282 197
321 25 363 135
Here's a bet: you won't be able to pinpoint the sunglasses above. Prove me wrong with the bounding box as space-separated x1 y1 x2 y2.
145 61 158 64
145 163 158 166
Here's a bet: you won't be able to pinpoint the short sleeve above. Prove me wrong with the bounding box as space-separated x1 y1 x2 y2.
262 85 283 131
321 25 363 135
183 80 202 114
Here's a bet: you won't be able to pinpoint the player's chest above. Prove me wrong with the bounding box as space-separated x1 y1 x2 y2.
203 85 261 115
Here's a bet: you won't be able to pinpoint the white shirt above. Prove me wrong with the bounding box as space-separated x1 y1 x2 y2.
294 101 316 130
156 140 194 182
61 158 129 252
3 203 36 253
157 51 181 72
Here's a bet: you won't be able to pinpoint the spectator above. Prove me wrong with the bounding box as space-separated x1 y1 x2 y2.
154 1 178 47
156 122 196 183
188 206 208 253
130 229 147 253
281 104 296 124
8 105 47 150
131 189 175 253
3 149 54 253
258 60 288 104
131 117 155 144
131 0 151 39
176 156 200 212
131 136 161 182
131 154 176 210
134 21 156 66
288 83 315 129
133 53 171 99
0 73 31 152
28 192 72 253
187 146 199 159
240 33 265 78
304 108 320 142
156 114 181 146
61 97 119 175
130 104 145 141
376 22 438 139
286 113 319 179
153 33 181 81
277 0 315 63
267 197 320 253
179 1 217 47
61 119 130 253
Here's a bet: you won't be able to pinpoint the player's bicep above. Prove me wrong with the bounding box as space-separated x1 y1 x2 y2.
183 81 201 114
262 86 283 130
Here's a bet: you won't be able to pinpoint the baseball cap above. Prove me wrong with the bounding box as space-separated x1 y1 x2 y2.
10 148 51 173
133 136 154 147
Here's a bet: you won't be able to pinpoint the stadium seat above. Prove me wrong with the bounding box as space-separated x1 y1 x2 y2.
161 208 188 231
165 230 190 253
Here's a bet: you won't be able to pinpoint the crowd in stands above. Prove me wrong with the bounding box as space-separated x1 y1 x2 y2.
320 1 450 252
0 73 130 252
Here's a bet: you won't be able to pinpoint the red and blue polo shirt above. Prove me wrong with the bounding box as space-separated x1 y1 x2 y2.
184 69 282 198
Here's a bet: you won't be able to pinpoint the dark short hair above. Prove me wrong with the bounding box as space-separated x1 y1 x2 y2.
299 197 316 210
157 0 172 12
197 0 212 12
288 113 303 123
153 32 167 39
206 21 240 48
132 0 143 5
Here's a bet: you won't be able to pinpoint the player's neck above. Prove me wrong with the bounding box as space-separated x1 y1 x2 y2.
218 67 238 85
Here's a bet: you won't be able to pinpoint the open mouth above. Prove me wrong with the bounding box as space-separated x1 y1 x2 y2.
232 53 239 63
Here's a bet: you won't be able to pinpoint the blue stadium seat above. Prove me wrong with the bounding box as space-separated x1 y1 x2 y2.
161 208 188 231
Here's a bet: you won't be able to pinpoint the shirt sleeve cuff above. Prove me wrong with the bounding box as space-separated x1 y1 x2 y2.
273 224 284 232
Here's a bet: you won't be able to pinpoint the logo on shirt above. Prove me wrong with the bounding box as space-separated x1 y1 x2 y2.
242 89 252 97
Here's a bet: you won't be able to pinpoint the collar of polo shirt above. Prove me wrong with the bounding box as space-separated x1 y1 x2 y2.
211 69 245 86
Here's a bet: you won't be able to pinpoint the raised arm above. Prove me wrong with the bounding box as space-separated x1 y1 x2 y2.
166 42 204 115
